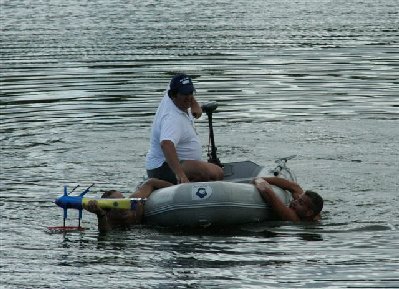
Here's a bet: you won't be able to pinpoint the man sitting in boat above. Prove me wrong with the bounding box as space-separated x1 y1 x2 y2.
254 177 323 222
83 178 173 233
145 73 224 184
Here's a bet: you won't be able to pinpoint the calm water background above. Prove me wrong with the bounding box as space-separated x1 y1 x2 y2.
1 0 399 288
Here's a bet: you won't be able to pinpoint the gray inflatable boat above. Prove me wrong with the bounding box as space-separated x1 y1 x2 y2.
144 163 296 227
144 102 297 227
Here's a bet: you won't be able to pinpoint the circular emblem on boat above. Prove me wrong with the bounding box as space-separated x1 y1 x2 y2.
191 184 212 200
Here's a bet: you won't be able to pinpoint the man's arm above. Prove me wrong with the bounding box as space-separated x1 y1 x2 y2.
161 140 189 183
254 178 300 222
83 200 112 233
261 177 304 200
190 97 202 119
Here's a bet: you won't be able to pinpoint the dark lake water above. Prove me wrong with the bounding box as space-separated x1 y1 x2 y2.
1 0 398 288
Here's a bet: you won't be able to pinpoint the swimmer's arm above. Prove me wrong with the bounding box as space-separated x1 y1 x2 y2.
96 213 112 233
260 177 304 200
254 178 300 222
130 178 174 199
127 178 174 224
83 200 112 233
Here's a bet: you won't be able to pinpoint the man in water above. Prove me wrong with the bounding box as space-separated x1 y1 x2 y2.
254 177 323 222
146 73 224 184
83 178 173 233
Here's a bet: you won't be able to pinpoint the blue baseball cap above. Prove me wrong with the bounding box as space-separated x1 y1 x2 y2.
169 74 195 95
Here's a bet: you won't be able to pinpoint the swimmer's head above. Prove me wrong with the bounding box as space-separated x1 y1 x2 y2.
290 190 323 220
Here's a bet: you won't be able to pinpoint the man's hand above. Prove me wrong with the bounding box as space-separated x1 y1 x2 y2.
161 140 190 184
84 200 106 217
191 109 202 119
84 200 112 233
190 98 202 119
254 177 301 222
254 178 273 191
176 172 190 184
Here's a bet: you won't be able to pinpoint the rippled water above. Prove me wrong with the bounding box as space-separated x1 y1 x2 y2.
1 0 399 288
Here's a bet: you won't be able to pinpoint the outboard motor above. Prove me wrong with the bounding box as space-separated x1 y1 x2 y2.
201 102 296 182
201 102 263 180
201 102 222 167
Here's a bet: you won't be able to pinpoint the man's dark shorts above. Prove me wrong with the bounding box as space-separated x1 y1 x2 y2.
147 162 178 185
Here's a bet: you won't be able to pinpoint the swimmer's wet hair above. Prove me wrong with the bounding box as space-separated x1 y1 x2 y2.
101 190 119 198
305 190 324 215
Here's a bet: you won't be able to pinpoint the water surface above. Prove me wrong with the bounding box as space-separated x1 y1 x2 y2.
1 0 398 288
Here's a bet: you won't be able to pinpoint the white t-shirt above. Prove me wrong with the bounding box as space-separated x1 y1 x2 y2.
145 93 202 170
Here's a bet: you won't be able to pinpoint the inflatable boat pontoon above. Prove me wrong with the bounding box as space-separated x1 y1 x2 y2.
143 102 297 227
144 164 295 227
